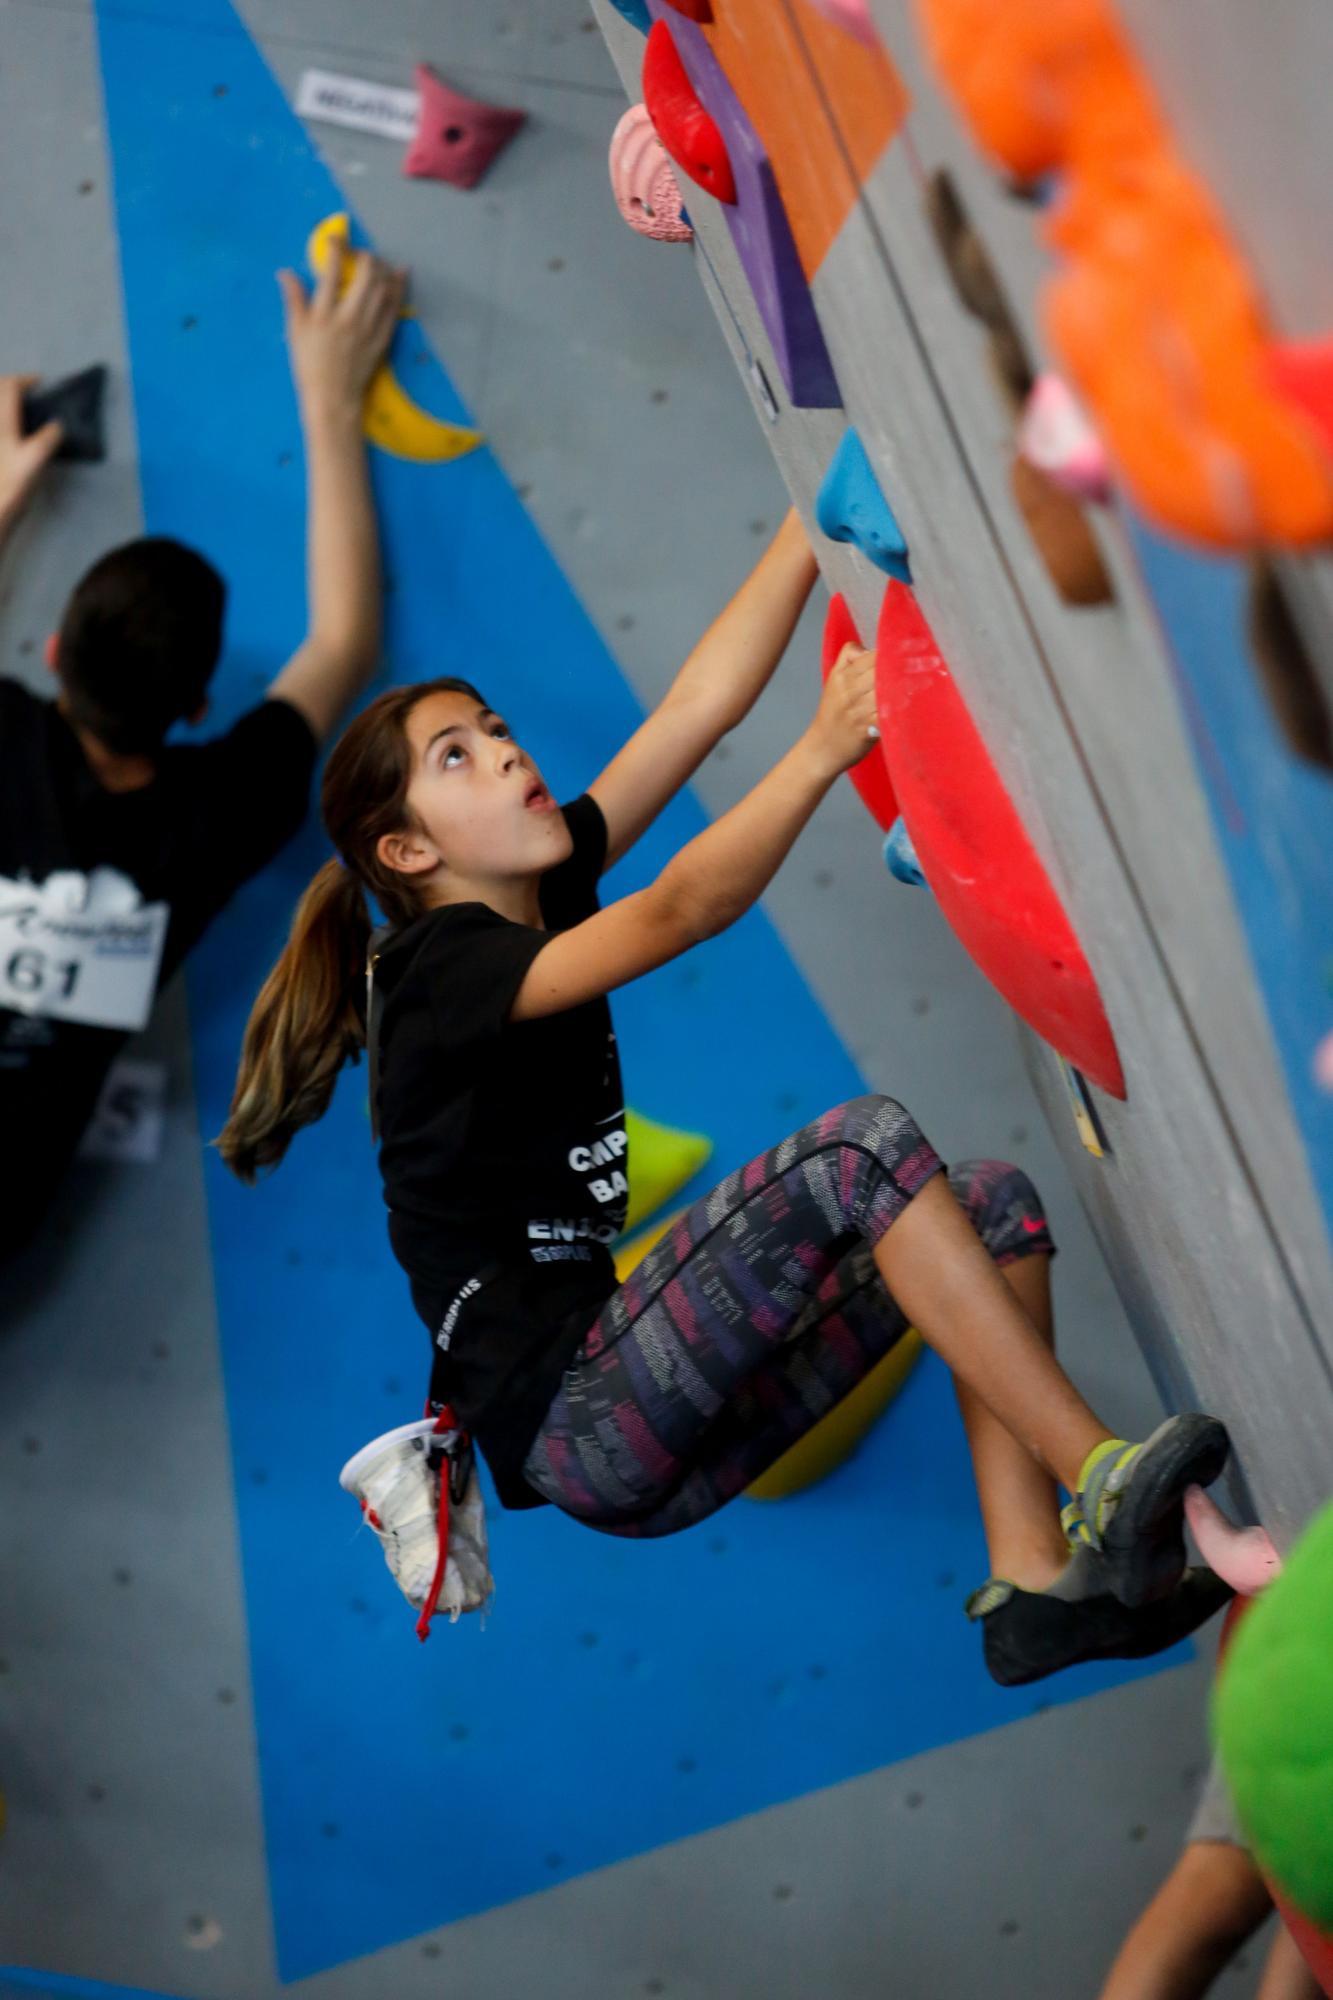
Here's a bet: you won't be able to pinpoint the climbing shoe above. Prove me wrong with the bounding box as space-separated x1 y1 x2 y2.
1074 1414 1230 1608
967 1555 1233 1688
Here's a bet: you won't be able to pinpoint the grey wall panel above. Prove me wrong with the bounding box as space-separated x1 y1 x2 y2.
807 203 1333 1541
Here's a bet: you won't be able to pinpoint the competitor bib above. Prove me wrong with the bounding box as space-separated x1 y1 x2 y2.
0 867 169 1032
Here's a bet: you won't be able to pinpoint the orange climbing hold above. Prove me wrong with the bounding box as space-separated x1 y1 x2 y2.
642 18 736 204
914 0 1333 548
875 581 1125 1095
696 0 910 283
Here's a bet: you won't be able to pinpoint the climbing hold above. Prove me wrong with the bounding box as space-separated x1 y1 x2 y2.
1017 373 1110 502
21 365 107 463
1268 334 1333 455
746 1330 924 1499
622 1108 713 1235
609 104 693 242
1059 1057 1108 1159
1215 1500 1333 1931
646 4 840 407
924 170 1034 411
642 20 737 205
875 580 1125 1095
883 819 927 887
1184 1486 1281 1598
662 0 714 18
606 0 653 28
917 0 1333 547
1009 453 1113 606
1314 1030 1333 1091
1246 561 1333 772
815 429 911 581
803 0 881 45
822 593 897 831
305 215 483 463
401 64 526 191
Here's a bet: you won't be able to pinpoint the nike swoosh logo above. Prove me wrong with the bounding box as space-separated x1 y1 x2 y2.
1021 1216 1048 1235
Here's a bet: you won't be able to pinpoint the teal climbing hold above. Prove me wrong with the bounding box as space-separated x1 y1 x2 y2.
816 429 911 581
884 818 928 888
607 0 652 28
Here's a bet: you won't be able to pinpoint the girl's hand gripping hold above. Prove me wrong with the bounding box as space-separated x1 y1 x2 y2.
808 643 881 778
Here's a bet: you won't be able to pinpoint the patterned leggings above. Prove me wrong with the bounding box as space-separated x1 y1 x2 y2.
523 1095 1055 1536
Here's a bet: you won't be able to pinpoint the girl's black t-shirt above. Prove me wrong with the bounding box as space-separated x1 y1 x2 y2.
375 793 628 1507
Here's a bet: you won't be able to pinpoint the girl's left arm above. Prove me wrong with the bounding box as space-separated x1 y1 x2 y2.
588 508 819 871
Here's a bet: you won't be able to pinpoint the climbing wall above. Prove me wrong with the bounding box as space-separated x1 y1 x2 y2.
593 0 1333 1549
0 1 1309 1994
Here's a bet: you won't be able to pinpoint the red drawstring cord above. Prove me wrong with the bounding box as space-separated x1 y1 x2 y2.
416 1405 458 1644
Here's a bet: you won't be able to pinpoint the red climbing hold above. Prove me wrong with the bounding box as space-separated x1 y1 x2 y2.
662 0 715 18
822 593 897 831
875 581 1125 1096
402 64 526 191
1268 335 1333 457
642 19 737 205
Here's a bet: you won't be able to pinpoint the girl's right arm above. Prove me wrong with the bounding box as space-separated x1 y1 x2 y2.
510 643 879 1022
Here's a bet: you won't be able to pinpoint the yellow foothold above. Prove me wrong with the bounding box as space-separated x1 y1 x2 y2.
622 1108 713 1235
745 1329 925 1500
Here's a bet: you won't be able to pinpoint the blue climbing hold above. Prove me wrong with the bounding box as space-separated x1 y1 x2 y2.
606 0 652 29
815 428 911 581
884 818 928 888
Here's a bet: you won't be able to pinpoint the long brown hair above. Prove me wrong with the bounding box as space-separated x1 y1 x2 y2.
217 676 485 1182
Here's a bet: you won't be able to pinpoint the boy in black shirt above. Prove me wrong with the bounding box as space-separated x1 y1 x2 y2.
0 239 404 1257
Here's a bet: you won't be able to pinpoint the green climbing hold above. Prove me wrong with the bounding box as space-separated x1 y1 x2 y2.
1214 1498 1333 1928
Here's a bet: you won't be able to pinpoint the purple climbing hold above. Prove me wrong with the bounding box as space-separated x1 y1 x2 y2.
644 0 840 409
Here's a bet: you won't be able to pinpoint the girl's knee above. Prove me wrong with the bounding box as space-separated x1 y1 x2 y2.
949 1158 1054 1259
835 1093 925 1159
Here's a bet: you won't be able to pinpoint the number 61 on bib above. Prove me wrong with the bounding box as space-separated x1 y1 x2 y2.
0 867 169 1033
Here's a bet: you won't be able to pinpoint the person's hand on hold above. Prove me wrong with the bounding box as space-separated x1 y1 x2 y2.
278 237 407 428
809 641 881 776
0 374 64 532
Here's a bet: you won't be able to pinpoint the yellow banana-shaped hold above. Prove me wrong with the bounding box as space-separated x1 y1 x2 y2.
304 212 484 465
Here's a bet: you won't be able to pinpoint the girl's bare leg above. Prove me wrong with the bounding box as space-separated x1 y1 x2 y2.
872 1174 1112 1496
954 1251 1069 1591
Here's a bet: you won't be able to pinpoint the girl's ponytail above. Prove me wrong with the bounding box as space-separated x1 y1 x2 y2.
217 857 371 1182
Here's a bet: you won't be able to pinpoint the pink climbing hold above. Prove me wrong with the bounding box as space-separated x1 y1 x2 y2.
1315 1029 1333 1091
1185 1485 1282 1597
609 104 693 242
804 0 881 46
1018 374 1112 503
402 64 526 191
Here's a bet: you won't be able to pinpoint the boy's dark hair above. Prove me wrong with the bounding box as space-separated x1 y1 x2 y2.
56 536 226 755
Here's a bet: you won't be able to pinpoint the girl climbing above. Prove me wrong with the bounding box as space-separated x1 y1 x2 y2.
219 510 1231 1681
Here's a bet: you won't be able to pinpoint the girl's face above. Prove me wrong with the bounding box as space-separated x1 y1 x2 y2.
383 688 572 900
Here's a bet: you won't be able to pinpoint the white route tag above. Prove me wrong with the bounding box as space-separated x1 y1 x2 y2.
0 868 169 1033
294 69 421 143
